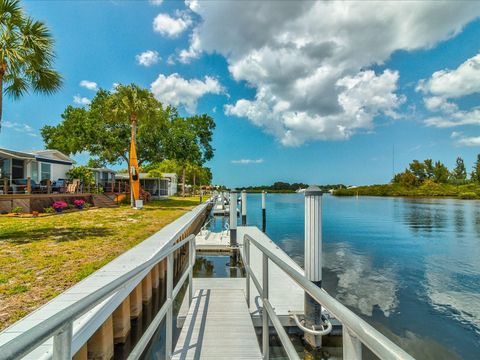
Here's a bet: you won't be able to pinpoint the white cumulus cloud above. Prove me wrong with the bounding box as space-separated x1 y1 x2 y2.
73 95 91 105
136 50 160 67
451 132 480 147
150 73 223 113
79 80 98 91
153 12 192 37
181 1 480 145
231 159 264 164
419 52 480 129
417 53 480 98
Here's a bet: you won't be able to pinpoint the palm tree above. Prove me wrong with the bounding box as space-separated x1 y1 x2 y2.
109 84 157 206
0 0 62 130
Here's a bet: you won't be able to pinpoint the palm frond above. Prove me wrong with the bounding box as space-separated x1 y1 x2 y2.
4 73 28 99
31 67 62 94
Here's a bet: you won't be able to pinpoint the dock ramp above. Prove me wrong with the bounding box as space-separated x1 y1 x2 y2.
172 289 262 359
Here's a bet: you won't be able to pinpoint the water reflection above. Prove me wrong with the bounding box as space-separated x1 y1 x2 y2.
402 200 448 234
323 244 398 318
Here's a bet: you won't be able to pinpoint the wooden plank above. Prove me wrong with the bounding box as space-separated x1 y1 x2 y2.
172 289 262 360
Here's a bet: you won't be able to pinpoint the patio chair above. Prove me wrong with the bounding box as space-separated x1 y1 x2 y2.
66 179 80 194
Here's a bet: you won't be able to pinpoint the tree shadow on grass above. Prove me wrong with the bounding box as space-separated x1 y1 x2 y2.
143 199 201 210
0 227 114 245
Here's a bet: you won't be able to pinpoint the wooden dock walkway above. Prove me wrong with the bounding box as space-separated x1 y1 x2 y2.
172 289 262 359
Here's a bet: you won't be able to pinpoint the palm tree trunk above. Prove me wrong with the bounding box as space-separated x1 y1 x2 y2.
0 67 4 131
182 167 186 197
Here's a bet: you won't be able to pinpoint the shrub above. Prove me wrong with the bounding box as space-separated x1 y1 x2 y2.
458 192 478 200
52 201 68 210
84 202 92 209
44 206 55 213
68 204 75 210
12 206 23 214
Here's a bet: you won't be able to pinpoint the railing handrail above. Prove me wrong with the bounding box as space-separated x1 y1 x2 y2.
0 234 195 360
244 233 416 360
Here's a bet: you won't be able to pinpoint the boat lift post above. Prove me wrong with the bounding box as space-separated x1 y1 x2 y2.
261 191 266 233
241 190 247 225
304 185 323 349
229 189 239 268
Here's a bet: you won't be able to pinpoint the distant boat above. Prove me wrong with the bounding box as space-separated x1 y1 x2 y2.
296 188 306 193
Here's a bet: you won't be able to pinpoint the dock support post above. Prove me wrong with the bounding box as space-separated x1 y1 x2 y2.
87 316 114 360
304 185 323 349
129 284 142 319
241 190 247 225
141 273 152 303
113 297 131 344
261 191 266 233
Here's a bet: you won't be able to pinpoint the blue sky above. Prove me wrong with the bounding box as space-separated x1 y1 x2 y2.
1 1 480 187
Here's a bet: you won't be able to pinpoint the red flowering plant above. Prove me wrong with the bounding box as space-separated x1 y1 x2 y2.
73 199 86 208
52 201 68 211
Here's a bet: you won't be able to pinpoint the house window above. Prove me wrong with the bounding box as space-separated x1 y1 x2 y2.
0 158 11 179
41 163 51 180
31 161 39 182
12 159 24 179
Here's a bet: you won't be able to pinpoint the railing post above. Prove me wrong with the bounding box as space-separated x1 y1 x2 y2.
262 191 267 233
241 190 247 225
26 177 31 194
166 253 173 359
262 253 269 360
52 323 72 360
188 238 194 306
343 327 362 360
245 237 250 308
304 185 323 349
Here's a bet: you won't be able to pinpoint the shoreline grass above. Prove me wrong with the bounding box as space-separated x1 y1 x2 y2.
0 196 200 330
333 182 480 199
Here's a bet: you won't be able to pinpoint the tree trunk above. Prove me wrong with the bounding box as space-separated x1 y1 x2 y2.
182 167 186 197
193 171 196 195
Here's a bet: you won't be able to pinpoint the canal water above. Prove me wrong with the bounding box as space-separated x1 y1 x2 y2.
210 193 479 360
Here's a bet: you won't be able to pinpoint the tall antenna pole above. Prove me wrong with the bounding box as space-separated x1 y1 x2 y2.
392 144 395 179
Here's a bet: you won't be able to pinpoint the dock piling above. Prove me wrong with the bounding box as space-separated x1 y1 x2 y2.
229 189 239 268
261 191 266 233
304 185 323 349
241 190 247 225
229 190 238 247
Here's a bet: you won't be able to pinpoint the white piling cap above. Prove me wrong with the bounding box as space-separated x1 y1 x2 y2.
305 185 323 196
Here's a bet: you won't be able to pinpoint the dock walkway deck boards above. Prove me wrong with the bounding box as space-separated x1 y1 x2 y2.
172 289 262 360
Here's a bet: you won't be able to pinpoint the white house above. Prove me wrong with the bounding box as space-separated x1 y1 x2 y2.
0 148 74 186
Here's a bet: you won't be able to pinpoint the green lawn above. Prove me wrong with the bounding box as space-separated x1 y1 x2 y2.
0 196 201 330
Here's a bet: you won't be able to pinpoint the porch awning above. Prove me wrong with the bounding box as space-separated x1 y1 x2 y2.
0 148 35 160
